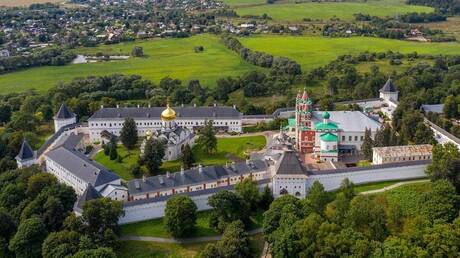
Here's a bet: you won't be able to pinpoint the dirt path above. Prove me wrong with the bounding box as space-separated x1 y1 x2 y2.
120 228 263 244
359 179 429 195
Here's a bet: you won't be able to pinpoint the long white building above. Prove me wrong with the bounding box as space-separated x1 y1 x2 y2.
87 105 243 142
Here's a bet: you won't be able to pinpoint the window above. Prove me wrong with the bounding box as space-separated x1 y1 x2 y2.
342 136 345 141
349 136 352 141
354 136 358 141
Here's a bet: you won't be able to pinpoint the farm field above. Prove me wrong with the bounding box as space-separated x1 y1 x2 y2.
232 0 433 21
93 135 267 180
0 0 63 7
0 34 260 94
3 34 460 94
240 35 460 72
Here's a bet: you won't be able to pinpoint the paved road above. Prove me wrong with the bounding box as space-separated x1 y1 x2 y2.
359 179 429 195
120 228 263 244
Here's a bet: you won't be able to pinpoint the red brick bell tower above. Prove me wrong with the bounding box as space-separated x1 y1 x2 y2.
295 90 315 153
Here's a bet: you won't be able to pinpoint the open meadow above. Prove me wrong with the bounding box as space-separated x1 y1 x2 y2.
3 34 460 94
229 0 433 21
240 35 460 72
0 34 260 94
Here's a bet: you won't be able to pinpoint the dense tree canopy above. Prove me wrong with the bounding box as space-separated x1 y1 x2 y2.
164 195 197 238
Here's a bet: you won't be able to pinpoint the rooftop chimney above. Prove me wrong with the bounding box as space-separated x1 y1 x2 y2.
135 181 141 189
142 175 146 183
231 161 236 171
137 104 140 108
181 103 184 107
166 171 171 178
198 164 203 173
193 103 196 107
100 105 104 109
148 104 151 108
180 166 185 175
233 104 236 109
213 103 217 107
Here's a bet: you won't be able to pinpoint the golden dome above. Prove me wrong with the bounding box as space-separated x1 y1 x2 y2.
161 103 176 121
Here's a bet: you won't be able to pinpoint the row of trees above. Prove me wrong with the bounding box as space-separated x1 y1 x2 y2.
0 47 76 74
220 35 301 75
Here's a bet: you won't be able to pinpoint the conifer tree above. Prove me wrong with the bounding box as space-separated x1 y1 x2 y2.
181 144 195 169
143 138 165 175
361 128 373 161
197 120 217 154
120 118 138 149
108 135 118 160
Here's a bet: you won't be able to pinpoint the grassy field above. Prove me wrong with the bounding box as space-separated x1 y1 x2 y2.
94 135 267 180
4 34 458 94
240 35 460 72
120 210 219 238
0 34 260 94
120 209 264 238
354 179 428 193
381 181 432 216
0 0 63 7
117 241 210 258
117 233 265 258
425 17 460 39
232 0 433 21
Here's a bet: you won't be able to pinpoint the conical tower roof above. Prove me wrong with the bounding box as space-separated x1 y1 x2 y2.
55 103 75 119
16 140 35 160
380 78 397 93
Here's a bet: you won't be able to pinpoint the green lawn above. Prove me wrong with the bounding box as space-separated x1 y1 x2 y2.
233 0 433 21
0 34 261 94
240 35 460 73
93 135 267 180
117 233 265 258
117 240 212 258
120 209 264 238
93 146 141 181
120 210 218 238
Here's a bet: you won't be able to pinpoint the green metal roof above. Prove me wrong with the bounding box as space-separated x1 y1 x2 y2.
320 132 338 142
322 111 330 119
288 118 296 127
315 121 338 130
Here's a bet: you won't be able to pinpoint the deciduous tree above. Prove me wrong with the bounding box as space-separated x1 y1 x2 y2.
164 195 197 238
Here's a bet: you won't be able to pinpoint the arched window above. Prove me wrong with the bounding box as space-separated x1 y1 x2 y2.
295 192 301 197
280 188 288 195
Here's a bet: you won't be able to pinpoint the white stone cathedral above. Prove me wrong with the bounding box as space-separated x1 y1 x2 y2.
140 104 195 161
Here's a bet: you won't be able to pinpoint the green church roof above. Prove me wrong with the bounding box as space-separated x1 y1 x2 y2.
320 132 338 142
315 121 339 130
322 111 330 119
